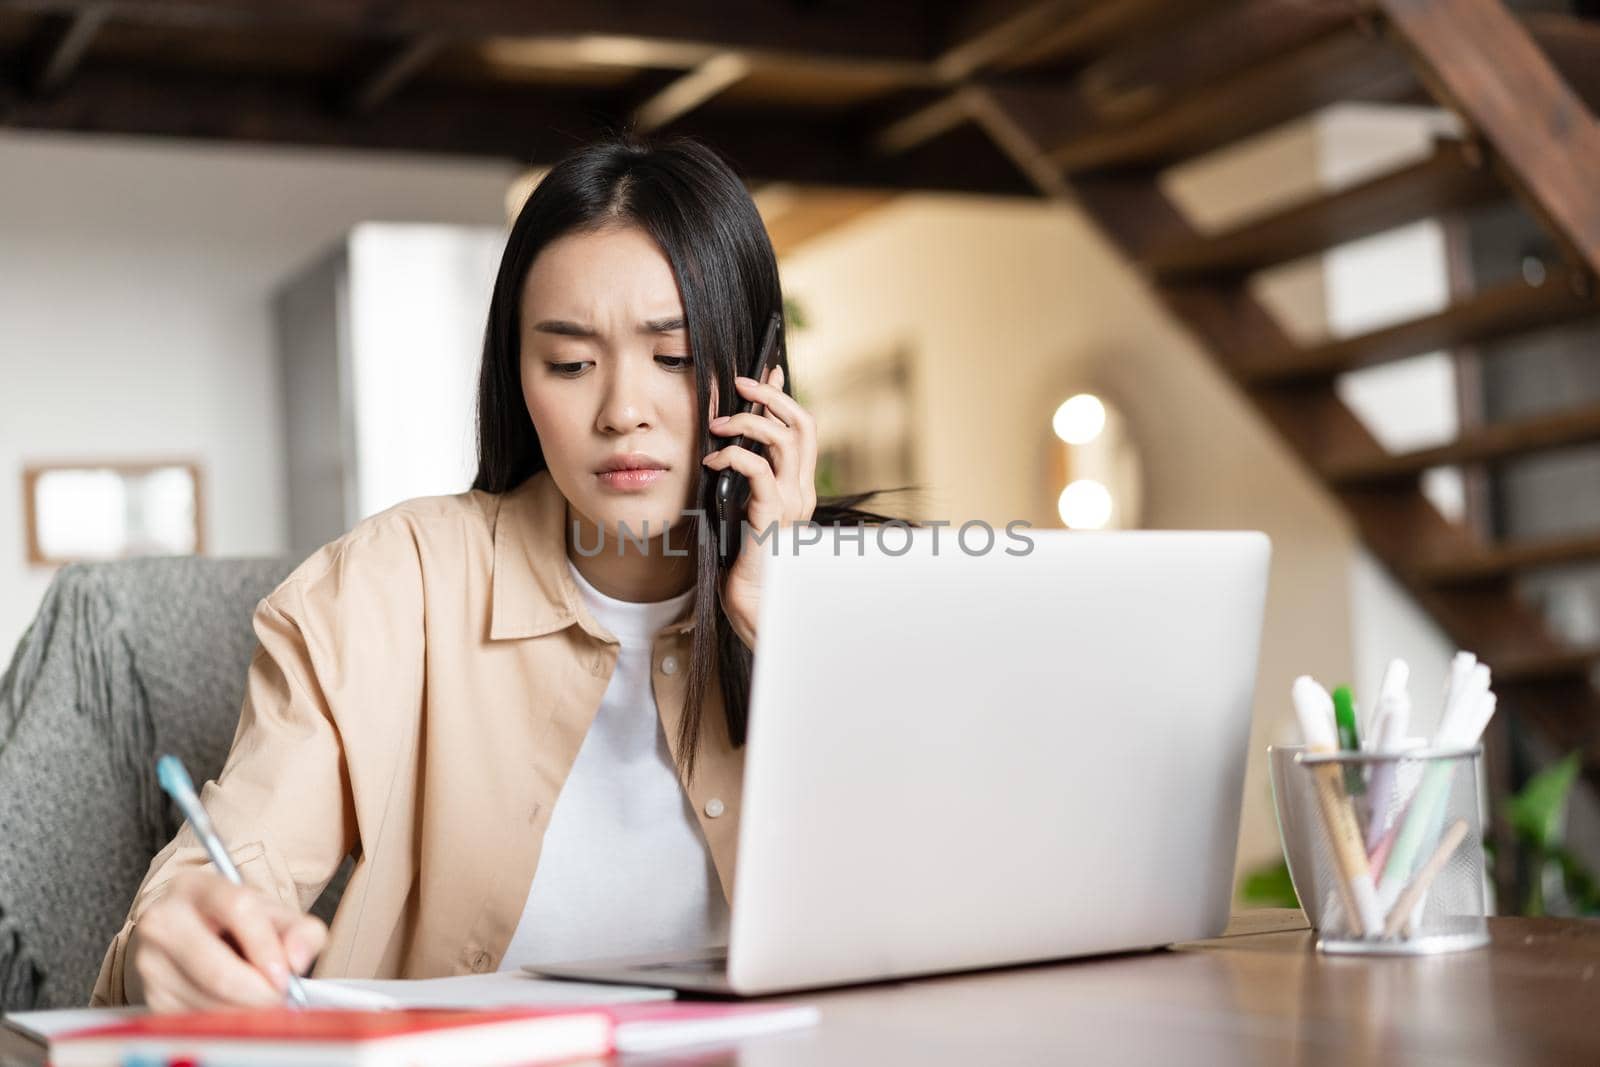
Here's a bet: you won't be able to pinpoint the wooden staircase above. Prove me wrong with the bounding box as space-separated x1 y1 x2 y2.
898 0 1600 900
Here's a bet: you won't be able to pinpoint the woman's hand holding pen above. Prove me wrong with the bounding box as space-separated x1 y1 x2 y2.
128 870 327 1012
703 363 818 651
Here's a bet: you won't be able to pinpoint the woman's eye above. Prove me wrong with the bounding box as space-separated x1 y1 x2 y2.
549 362 590 376
657 356 693 371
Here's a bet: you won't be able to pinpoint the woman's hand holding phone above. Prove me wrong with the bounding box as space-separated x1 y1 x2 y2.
702 360 818 652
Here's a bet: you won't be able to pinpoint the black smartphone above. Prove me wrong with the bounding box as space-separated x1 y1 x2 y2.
713 310 784 565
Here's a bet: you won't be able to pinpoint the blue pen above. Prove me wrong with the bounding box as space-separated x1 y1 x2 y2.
156 755 310 1008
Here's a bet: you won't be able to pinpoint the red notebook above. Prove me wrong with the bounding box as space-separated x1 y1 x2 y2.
47 1001 819 1066
47 1007 612 1067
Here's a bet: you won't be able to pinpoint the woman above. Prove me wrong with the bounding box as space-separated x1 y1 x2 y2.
92 133 906 1011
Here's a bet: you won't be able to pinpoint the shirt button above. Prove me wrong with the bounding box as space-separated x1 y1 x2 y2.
704 797 725 818
660 655 679 675
470 950 492 973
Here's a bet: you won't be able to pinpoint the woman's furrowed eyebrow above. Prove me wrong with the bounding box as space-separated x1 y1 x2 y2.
532 317 686 337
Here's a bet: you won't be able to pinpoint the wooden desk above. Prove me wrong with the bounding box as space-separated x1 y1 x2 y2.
7 912 1597 1065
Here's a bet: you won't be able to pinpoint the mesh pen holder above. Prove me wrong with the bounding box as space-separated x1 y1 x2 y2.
1268 743 1489 956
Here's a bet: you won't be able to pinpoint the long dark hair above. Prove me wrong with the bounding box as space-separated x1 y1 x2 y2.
473 132 914 779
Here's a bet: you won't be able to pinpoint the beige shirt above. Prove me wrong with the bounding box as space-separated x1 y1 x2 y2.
91 469 745 1006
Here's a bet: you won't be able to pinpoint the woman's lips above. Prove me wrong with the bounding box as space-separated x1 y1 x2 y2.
597 468 667 490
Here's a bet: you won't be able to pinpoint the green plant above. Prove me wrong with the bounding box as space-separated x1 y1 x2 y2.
1237 857 1300 910
1505 751 1600 917
782 295 807 332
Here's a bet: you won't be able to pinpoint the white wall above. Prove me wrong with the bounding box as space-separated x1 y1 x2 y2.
0 130 517 662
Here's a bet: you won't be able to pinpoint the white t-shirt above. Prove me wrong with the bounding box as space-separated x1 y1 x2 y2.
498 559 730 969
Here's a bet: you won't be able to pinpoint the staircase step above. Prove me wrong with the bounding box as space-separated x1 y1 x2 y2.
1490 646 1600 685
1418 531 1600 585
1046 26 1416 173
1325 403 1600 485
1235 270 1596 383
1145 142 1500 280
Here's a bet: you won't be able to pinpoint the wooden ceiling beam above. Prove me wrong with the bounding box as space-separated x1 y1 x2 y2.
871 91 975 156
0 63 1035 195
0 63 599 158
19 3 110 96
931 0 1084 81
986 0 1228 74
338 35 444 115
3 0 939 63
631 53 750 133
964 85 1073 199
874 0 1248 162
1074 0 1364 122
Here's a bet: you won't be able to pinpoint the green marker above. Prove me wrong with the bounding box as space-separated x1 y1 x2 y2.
1332 685 1365 794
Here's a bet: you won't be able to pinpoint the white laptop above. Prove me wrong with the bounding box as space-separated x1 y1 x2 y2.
531 527 1272 995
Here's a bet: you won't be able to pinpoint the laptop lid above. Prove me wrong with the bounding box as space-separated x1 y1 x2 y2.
725 527 1271 994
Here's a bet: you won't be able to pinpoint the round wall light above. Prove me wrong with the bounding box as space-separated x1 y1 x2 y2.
1052 393 1107 445
1044 390 1142 530
1058 478 1114 529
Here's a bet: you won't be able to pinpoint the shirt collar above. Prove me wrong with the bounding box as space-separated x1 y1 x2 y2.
489 468 697 642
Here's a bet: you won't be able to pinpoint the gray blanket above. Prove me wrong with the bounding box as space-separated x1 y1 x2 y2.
0 556 301 1010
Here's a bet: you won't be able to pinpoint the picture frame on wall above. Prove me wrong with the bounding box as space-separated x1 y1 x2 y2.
22 460 204 567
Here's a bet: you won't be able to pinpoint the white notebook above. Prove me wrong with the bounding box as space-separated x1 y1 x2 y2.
301 972 674 1010
4 972 672 1043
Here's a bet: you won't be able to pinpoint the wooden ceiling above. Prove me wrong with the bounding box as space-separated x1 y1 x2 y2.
0 0 1186 198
